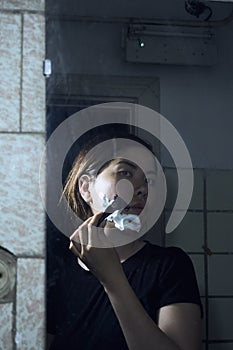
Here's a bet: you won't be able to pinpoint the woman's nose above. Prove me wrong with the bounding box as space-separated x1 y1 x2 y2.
134 181 148 198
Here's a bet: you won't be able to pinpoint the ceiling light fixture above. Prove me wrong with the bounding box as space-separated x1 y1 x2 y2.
125 24 217 66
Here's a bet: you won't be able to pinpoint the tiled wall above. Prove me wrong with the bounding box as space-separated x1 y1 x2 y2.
0 1 45 349
164 168 233 349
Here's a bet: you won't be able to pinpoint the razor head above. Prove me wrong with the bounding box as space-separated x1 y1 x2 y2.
96 195 128 226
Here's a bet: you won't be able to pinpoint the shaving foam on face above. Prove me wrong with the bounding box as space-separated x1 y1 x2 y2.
101 193 115 210
106 210 141 232
100 194 141 232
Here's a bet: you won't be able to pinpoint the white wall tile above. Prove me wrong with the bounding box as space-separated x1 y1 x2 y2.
165 168 204 210
207 171 233 210
207 213 233 253
209 298 233 340
0 14 21 132
16 259 45 350
208 255 233 296
0 134 45 256
0 303 13 350
22 14 45 132
2 0 44 11
189 254 205 297
165 212 204 252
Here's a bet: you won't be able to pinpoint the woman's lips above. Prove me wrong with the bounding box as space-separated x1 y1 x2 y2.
122 204 144 215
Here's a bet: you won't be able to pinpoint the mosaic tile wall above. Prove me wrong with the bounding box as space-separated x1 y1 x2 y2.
0 1 45 349
163 169 233 350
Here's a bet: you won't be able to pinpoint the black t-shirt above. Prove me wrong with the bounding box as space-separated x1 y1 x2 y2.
47 241 203 350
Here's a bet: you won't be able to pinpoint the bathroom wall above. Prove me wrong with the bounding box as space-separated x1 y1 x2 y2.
164 168 233 349
46 5 233 348
0 1 45 349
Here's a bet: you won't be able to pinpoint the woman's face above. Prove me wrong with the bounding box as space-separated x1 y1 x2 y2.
87 144 157 217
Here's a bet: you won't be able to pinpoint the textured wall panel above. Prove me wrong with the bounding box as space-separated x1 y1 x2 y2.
0 303 13 350
0 14 21 131
1 0 44 11
22 14 45 132
16 259 44 349
0 134 45 256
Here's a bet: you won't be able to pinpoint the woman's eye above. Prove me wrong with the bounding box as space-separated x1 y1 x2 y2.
118 170 132 177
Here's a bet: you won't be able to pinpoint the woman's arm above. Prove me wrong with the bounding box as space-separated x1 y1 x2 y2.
157 303 202 350
103 273 202 350
70 214 202 350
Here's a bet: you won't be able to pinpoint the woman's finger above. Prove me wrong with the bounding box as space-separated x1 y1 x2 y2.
70 216 92 241
69 241 80 257
70 213 108 251
88 213 115 248
78 225 89 247
89 212 105 226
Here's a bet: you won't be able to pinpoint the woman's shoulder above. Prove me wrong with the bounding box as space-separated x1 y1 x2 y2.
142 242 194 274
143 242 203 317
144 241 189 260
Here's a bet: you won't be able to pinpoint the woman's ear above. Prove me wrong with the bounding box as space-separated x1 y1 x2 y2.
78 175 92 204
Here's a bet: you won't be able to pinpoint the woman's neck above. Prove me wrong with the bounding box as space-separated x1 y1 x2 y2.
116 240 146 263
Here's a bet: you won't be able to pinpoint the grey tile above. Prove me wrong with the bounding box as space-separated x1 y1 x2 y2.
209 298 233 340
21 14 45 132
165 212 204 252
207 213 233 253
191 169 204 210
206 171 233 210
0 134 45 256
16 259 45 350
165 168 204 210
0 13 21 132
0 303 13 350
208 255 233 296
2 0 44 11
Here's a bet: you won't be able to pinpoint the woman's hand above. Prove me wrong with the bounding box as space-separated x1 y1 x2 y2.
69 213 125 287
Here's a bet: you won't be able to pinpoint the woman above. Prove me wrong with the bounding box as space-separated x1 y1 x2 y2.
47 126 203 350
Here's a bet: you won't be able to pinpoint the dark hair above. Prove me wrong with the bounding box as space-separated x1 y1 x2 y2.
63 124 154 221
